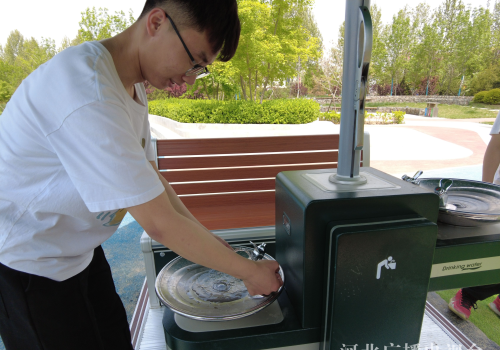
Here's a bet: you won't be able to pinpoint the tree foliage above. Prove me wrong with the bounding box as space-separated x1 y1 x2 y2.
0 8 135 100
230 0 321 102
364 0 500 96
0 30 57 89
77 7 135 42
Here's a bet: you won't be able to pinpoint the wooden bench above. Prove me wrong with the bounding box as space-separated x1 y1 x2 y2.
156 134 368 230
142 133 370 307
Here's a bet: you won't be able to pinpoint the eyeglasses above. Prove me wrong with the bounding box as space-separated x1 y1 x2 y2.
164 11 210 79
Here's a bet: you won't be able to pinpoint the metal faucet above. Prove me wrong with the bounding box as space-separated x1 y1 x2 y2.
434 179 453 208
401 170 423 185
249 241 266 261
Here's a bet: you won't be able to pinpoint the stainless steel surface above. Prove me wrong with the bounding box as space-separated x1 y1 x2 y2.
174 300 284 333
437 221 500 240
155 247 284 321
418 178 500 226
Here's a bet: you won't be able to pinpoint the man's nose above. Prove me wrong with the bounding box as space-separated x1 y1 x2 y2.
182 74 197 86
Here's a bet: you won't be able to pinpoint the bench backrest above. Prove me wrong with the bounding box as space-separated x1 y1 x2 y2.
155 134 368 230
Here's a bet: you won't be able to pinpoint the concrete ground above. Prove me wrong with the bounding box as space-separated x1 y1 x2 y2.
367 114 493 179
0 114 497 350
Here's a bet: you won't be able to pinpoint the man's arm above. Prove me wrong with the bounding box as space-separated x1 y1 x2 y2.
127 162 282 296
482 134 500 183
148 161 232 249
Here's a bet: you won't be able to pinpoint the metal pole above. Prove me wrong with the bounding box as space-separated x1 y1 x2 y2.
332 0 372 184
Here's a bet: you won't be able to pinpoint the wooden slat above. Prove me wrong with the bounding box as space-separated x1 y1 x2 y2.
171 179 275 195
157 134 340 156
154 135 362 230
188 201 276 231
162 163 338 182
158 151 338 170
180 191 275 208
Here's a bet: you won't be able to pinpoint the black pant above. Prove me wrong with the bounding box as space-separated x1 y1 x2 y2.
0 246 133 350
463 283 500 303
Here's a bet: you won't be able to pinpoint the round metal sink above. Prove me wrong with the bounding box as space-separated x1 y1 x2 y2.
418 178 500 227
155 247 284 321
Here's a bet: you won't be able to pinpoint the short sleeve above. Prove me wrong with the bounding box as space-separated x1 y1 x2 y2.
491 111 500 135
46 101 164 212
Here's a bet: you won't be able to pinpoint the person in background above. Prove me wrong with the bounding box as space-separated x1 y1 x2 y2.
0 1 282 349
448 112 500 320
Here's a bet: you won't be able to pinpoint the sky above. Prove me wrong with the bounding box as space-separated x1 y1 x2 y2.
0 0 493 50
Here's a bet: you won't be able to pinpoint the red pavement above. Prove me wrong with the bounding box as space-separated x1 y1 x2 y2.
370 125 487 175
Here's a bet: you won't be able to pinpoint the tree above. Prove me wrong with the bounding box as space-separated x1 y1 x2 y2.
0 31 57 89
299 5 323 91
433 0 469 94
384 8 412 96
314 24 344 103
16 37 57 76
193 60 240 100
369 4 388 88
492 0 500 61
409 21 442 96
231 0 321 103
0 7 135 97
77 7 135 42
0 80 13 103
3 30 24 65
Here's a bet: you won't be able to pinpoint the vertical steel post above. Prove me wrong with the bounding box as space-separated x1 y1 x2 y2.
333 0 372 184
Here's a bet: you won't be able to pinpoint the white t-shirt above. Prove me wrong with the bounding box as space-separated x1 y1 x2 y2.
491 112 500 185
0 42 164 281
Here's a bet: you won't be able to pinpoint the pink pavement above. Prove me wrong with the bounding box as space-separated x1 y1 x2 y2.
371 125 487 175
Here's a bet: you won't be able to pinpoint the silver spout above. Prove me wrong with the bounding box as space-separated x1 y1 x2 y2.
401 170 423 185
434 179 453 208
250 241 266 261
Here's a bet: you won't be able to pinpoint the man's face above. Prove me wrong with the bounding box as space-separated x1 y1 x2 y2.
140 9 218 90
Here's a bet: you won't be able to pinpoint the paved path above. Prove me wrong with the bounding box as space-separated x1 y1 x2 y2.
367 115 494 178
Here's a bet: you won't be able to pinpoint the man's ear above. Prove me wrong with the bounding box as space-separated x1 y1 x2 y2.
146 8 168 37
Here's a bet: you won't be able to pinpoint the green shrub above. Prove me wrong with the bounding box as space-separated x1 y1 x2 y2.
483 89 500 105
392 111 406 124
474 91 488 103
320 110 405 125
148 98 320 124
319 110 341 124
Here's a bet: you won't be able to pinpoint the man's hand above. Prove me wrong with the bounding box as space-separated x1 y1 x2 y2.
242 260 283 296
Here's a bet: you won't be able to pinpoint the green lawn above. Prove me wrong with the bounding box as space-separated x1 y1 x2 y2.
434 105 497 119
469 102 500 109
364 102 498 119
436 289 500 345
0 103 5 115
366 102 426 108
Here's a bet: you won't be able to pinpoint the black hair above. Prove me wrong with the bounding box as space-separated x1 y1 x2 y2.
139 0 240 62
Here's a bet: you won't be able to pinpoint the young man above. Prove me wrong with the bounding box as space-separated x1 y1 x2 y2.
448 112 500 320
0 1 282 349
